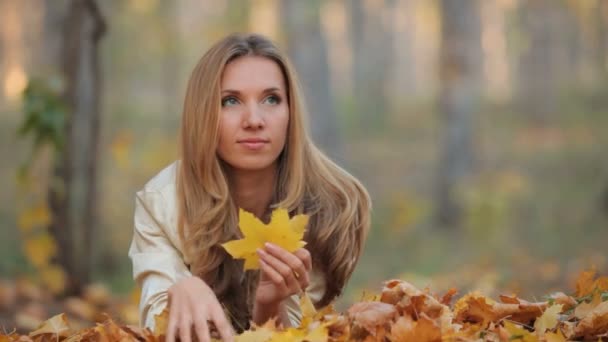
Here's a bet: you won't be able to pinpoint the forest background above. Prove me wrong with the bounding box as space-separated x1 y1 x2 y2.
0 0 607 330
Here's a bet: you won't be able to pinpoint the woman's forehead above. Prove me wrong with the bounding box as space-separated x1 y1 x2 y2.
221 55 286 92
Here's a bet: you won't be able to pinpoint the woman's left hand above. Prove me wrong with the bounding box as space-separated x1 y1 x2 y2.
253 243 312 323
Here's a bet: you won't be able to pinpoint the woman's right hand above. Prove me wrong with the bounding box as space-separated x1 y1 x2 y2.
166 276 234 342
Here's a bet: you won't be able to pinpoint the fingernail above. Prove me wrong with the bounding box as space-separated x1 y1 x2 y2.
257 248 265 256
265 242 275 249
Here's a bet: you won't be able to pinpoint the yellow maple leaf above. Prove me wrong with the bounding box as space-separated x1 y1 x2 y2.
301 292 316 317
222 208 308 270
534 304 563 333
267 324 328 342
503 321 538 342
235 318 278 342
235 328 273 342
153 308 169 337
544 328 567 342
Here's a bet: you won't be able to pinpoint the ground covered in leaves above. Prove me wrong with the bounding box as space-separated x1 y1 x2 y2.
2 269 608 341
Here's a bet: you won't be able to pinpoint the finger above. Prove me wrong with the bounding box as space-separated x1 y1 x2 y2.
193 318 211 342
167 306 179 342
264 243 307 281
259 257 288 290
294 248 312 271
211 305 234 342
179 318 192 342
258 249 299 291
297 270 310 291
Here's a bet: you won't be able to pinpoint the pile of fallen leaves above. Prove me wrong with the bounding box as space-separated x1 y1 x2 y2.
3 209 607 341
1 269 607 341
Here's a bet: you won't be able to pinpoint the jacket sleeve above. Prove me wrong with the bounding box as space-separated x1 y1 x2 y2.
128 189 192 330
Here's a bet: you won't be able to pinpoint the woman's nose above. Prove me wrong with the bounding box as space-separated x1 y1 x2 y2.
243 104 265 129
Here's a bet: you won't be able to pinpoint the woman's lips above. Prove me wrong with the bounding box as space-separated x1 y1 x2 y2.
238 139 269 151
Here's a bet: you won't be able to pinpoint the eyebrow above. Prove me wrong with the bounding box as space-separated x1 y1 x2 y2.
221 87 282 95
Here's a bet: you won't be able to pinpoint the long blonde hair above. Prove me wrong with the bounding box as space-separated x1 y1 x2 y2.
177 33 371 330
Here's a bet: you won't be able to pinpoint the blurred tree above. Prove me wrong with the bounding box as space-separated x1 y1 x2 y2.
593 0 608 78
348 0 396 131
435 0 482 228
160 1 180 129
516 0 578 121
47 0 106 295
281 0 341 159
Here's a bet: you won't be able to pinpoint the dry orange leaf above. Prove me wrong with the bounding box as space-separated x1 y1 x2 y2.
575 268 608 298
389 314 441 342
573 300 608 340
347 301 397 336
63 297 97 321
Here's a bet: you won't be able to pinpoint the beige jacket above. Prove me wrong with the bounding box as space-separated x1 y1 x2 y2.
128 161 326 330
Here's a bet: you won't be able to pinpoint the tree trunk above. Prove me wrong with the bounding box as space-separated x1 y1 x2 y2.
516 0 576 122
348 0 395 131
281 0 341 159
435 0 482 228
48 0 106 294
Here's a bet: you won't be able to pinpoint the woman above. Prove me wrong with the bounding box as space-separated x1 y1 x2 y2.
128 33 371 342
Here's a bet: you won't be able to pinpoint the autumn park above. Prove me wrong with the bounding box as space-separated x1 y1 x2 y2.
1 0 608 341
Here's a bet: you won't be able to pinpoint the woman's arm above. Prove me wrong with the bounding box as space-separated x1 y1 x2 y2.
128 189 193 329
129 189 234 341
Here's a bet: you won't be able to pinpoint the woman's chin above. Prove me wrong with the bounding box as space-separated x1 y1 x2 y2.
224 158 278 172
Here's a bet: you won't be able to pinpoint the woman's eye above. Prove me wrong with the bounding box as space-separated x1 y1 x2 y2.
263 95 281 105
221 97 239 107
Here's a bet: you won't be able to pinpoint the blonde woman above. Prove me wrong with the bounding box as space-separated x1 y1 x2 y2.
128 33 371 342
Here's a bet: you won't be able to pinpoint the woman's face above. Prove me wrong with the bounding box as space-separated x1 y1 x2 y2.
217 55 289 172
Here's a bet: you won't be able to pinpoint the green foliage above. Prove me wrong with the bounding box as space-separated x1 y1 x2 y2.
17 77 67 176
19 77 66 150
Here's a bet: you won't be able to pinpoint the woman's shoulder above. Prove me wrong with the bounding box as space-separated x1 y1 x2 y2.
139 160 180 194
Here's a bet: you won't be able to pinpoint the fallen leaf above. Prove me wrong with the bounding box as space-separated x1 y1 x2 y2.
439 288 458 306
153 307 169 337
573 300 608 340
576 269 598 297
454 292 547 326
28 313 72 339
533 304 563 333
503 321 538 342
63 297 97 321
222 208 308 270
347 301 396 336
575 292 602 319
389 314 442 342
544 328 567 342
83 283 111 307
237 319 277 342
93 318 133 342
235 328 273 342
